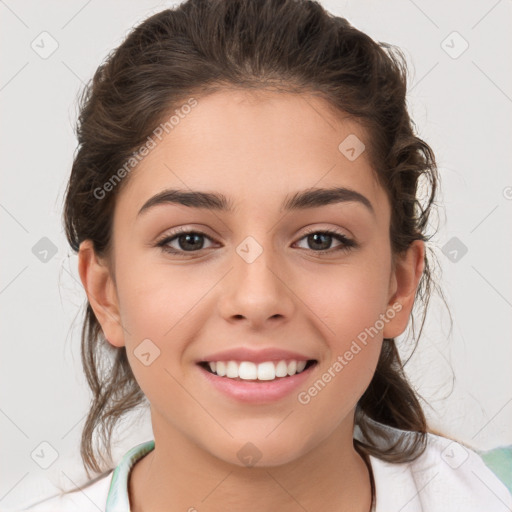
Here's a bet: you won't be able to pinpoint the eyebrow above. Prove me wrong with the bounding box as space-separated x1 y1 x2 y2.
137 186 375 217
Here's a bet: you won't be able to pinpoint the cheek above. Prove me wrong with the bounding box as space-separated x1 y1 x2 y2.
294 267 387 423
115 253 208 338
294 254 390 400
298 257 392 345
113 254 217 387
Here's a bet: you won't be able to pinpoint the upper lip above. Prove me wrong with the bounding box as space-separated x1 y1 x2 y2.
197 347 316 364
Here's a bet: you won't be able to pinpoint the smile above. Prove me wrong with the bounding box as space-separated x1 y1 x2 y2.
197 359 318 403
200 359 316 381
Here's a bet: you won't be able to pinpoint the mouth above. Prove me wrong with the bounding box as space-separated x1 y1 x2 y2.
197 359 318 381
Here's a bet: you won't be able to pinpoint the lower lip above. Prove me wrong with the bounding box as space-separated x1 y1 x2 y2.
197 362 317 403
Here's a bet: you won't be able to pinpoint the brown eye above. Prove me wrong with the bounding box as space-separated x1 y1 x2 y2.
294 229 356 254
156 229 217 255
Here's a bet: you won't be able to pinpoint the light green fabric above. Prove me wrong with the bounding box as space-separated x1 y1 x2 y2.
478 446 512 494
104 441 512 511
106 440 155 512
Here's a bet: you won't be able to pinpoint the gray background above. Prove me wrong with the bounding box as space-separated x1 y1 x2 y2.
1 0 511 509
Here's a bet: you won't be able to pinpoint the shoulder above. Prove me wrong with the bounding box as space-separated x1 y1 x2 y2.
369 431 512 512
20 471 113 512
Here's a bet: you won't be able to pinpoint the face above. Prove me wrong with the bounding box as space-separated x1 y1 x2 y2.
80 89 423 467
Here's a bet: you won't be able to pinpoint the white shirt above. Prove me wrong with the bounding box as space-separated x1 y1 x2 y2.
21 424 512 512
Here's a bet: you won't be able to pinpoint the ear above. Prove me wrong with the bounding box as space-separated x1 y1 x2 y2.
382 240 425 339
77 239 126 348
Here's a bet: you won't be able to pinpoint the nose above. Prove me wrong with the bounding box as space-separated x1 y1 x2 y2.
217 236 295 329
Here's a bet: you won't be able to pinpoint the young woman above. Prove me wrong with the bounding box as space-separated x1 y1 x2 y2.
23 0 512 511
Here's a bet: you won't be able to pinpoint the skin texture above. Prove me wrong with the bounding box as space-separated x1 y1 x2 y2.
78 89 424 512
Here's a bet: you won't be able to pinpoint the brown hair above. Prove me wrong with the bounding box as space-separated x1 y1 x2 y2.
63 0 447 484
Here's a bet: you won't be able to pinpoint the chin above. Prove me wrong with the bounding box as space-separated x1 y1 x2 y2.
204 430 317 469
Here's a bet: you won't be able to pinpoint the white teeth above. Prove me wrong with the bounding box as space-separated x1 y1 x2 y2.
275 360 288 377
287 360 297 376
239 362 257 380
226 361 238 378
257 362 275 381
205 359 311 380
216 361 226 377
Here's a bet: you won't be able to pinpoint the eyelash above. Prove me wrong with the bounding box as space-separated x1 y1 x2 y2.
155 226 357 257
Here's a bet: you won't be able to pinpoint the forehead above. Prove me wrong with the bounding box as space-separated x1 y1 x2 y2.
116 89 388 220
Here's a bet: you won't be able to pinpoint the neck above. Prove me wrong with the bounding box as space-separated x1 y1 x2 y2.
129 413 373 512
